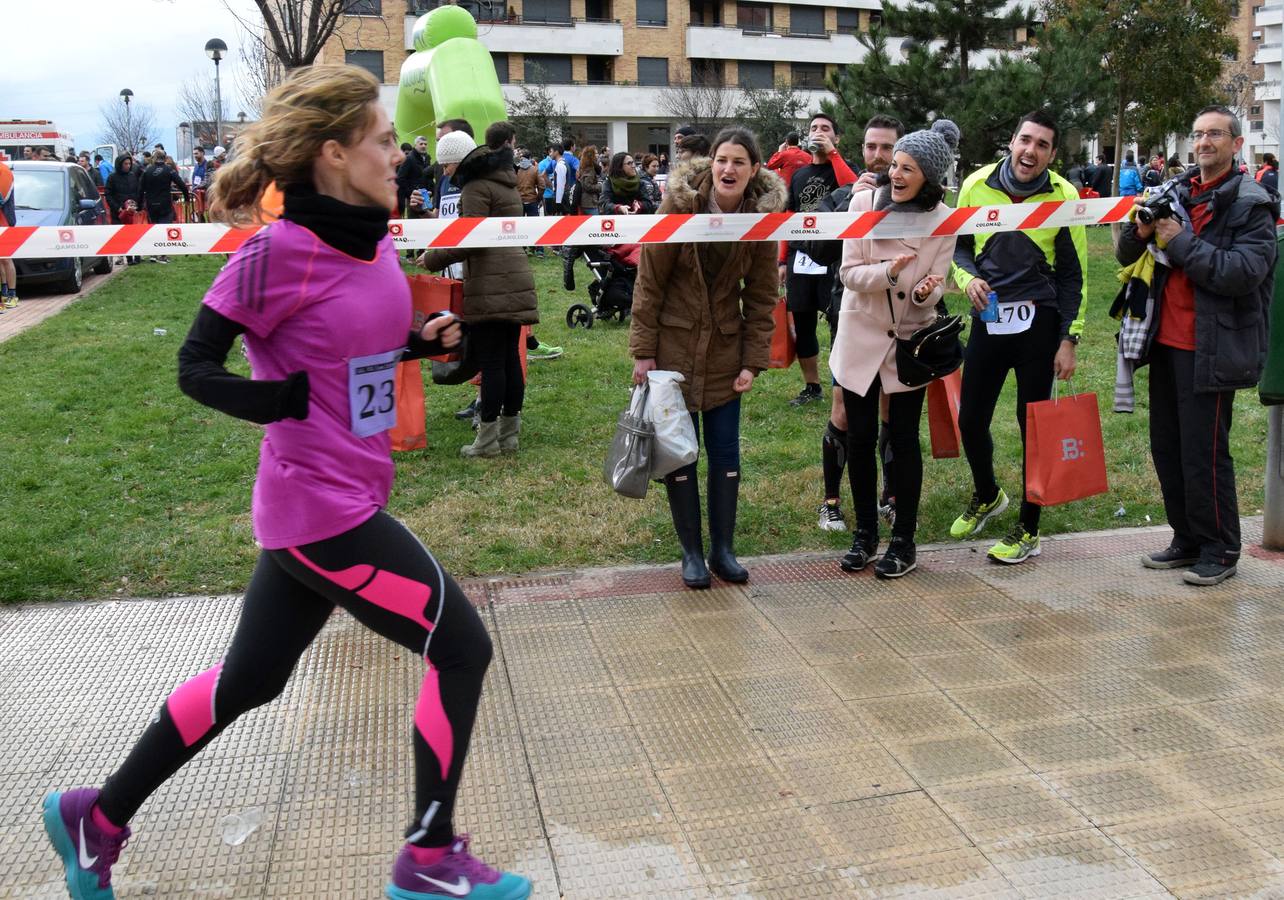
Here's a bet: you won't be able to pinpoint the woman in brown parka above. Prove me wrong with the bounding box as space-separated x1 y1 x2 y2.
422 121 539 458
629 126 787 588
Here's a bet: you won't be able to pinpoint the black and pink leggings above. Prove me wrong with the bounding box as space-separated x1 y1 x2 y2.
97 511 492 848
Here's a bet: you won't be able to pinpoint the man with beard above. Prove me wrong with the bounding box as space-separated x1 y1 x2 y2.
948 110 1087 565
781 112 857 407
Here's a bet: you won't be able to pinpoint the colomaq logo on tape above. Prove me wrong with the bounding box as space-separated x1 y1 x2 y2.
976 208 1004 229
587 217 618 238
54 228 90 251
156 226 189 248
496 219 529 241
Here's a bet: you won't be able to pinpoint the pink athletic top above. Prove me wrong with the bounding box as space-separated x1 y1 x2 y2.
203 220 411 548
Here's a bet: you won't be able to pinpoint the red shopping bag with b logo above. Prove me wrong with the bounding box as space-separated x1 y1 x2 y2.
926 369 962 458
1025 388 1109 505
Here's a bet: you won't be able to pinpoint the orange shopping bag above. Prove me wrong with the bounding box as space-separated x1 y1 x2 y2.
1025 388 1109 505
388 361 427 452
769 297 795 369
926 369 962 459
391 275 464 452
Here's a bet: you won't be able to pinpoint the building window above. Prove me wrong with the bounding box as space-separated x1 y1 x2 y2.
493 52 510 83
523 0 571 23
836 8 859 33
344 0 381 13
868 11 883 28
691 58 725 86
585 0 611 19
637 0 668 25
1253 104 1263 115
791 62 826 88
587 56 614 83
1232 0 1241 15
525 54 573 83
738 60 775 88
1252 120 1265 131
736 1 772 31
789 5 825 35
345 50 384 81
638 57 670 85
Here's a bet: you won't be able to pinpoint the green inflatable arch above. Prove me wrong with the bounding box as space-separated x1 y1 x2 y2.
394 5 508 146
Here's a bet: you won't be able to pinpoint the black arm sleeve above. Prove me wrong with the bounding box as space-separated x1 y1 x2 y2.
403 312 459 360
177 305 310 424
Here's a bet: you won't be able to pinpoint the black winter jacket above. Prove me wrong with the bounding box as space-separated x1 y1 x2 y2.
139 162 188 208
104 156 142 216
1116 167 1279 392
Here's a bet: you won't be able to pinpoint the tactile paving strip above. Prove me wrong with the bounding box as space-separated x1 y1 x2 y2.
1040 761 1200 827
810 791 973 865
925 774 1093 844
980 828 1167 898
852 692 980 742
994 717 1134 773
843 846 1021 899
1091 706 1232 758
1104 811 1284 893
886 732 1030 786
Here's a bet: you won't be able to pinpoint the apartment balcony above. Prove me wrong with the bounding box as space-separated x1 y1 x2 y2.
1257 79 1281 101
685 24 902 64
402 15 623 56
378 80 830 120
1256 41 1282 65
1257 3 1283 26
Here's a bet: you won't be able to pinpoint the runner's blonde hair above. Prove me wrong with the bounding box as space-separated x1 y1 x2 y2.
209 65 381 227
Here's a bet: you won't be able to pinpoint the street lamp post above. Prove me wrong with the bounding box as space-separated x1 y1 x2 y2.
205 38 228 151
119 88 134 156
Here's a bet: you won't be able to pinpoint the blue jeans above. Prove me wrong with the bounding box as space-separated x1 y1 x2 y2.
689 397 741 471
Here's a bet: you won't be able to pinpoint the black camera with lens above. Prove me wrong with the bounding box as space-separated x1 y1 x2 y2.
1135 193 1177 226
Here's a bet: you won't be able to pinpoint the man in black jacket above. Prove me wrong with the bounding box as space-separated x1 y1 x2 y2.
139 155 189 263
1117 105 1279 585
397 135 432 214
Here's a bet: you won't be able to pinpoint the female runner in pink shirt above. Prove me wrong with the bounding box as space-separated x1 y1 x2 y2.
41 66 530 900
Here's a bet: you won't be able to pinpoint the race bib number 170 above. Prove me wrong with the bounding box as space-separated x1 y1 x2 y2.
348 348 404 438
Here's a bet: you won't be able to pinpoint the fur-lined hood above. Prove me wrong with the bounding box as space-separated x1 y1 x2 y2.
661 157 788 215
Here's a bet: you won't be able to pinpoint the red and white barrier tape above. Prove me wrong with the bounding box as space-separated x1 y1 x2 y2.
0 196 1140 259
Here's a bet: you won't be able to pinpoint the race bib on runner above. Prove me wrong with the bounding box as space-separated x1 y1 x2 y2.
985 300 1036 335
792 250 827 276
348 348 404 438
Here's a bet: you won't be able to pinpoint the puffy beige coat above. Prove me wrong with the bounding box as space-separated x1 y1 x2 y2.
830 189 957 396
628 159 788 412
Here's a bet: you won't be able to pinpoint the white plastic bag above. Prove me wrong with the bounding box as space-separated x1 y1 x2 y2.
644 370 699 478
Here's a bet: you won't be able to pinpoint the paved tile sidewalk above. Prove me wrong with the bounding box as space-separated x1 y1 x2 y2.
4 519 1284 898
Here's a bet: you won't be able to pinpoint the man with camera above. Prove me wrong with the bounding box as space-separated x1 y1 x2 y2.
1117 105 1279 586
948 110 1087 565
781 112 857 407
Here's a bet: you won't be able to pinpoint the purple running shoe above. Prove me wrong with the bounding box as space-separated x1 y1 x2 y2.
387 834 531 900
42 788 131 900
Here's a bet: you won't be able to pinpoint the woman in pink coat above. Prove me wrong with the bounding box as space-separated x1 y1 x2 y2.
830 122 959 578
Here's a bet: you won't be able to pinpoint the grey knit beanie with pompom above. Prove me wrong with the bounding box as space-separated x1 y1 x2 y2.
893 118 959 187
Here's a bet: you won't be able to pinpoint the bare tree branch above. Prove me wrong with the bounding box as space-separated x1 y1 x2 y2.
175 76 230 148
237 22 285 115
657 81 736 131
98 101 160 157
224 0 349 70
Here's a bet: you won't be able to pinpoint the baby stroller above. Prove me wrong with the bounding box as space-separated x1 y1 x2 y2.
563 243 640 328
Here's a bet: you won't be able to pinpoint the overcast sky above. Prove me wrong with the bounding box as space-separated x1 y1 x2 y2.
10 0 261 150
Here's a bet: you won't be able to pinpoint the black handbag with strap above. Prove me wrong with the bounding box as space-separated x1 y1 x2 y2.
886 288 965 388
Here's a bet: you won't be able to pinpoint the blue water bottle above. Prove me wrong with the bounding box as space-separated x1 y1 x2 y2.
980 290 999 323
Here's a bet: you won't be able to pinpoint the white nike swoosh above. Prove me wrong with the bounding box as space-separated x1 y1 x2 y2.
415 873 471 896
77 818 98 869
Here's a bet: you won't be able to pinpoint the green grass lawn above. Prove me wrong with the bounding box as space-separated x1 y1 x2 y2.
0 229 1269 602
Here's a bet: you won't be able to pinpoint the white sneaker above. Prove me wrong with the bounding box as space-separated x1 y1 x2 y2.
818 501 847 532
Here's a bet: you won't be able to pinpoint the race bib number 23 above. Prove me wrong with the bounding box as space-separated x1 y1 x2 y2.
348 348 404 438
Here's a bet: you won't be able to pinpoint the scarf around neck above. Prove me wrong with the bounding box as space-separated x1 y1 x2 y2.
610 174 639 197
997 155 1051 198
872 182 937 213
282 186 390 261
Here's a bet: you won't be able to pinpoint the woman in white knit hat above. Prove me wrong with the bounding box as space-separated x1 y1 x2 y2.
830 120 960 579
